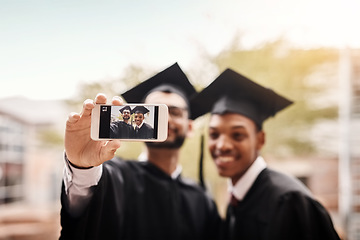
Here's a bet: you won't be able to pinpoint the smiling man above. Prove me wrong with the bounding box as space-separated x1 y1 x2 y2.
131 105 154 139
60 63 221 240
191 69 340 240
110 105 134 138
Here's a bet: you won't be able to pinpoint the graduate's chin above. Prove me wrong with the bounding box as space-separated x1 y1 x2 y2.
146 136 185 149
216 168 231 178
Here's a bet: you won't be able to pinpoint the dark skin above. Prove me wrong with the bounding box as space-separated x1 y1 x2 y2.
208 113 265 185
134 113 144 126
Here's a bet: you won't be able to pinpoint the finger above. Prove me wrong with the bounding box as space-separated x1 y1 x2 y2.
106 140 121 149
112 96 124 106
95 93 107 104
81 99 95 117
101 140 121 161
67 112 81 124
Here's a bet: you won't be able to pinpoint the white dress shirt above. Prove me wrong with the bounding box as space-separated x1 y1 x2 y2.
63 154 102 216
228 156 267 201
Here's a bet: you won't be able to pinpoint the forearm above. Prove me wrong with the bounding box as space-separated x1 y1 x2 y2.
63 152 103 217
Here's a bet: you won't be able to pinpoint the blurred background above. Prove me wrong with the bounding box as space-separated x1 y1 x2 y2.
1 0 359 239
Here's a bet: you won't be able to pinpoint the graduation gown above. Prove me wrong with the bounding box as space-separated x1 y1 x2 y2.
224 168 340 240
60 158 221 240
134 123 154 139
110 121 134 138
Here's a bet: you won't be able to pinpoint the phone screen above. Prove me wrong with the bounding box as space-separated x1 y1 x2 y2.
98 105 159 139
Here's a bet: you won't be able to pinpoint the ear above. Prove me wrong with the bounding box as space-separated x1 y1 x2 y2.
186 119 194 138
256 130 265 151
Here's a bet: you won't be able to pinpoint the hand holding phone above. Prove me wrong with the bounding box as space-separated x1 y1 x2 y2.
64 94 122 168
91 104 168 142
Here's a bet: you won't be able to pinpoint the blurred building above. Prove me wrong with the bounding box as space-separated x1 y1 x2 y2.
338 48 360 240
266 48 360 240
0 111 25 204
0 97 67 239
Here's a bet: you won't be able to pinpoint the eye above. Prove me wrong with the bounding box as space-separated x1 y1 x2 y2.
232 132 246 141
168 106 187 118
208 130 219 140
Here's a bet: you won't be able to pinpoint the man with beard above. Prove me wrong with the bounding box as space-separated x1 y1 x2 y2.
60 63 221 240
110 105 135 138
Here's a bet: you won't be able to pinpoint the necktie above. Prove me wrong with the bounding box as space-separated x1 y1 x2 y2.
230 194 238 207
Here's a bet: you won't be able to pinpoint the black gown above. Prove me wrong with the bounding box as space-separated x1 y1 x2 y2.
134 123 154 139
110 121 134 138
224 168 340 240
60 158 221 240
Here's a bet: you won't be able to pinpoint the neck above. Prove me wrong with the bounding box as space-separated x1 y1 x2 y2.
147 147 179 176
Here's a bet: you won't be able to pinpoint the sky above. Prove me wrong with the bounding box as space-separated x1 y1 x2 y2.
1 0 359 100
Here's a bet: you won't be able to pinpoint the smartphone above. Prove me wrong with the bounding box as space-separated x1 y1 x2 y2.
91 104 168 142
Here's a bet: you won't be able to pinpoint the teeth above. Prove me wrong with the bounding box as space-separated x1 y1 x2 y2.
218 156 234 162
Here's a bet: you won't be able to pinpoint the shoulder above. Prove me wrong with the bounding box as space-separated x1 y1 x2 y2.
178 176 212 198
179 176 218 206
259 168 312 198
110 121 120 126
257 169 328 215
103 157 142 173
119 121 132 127
144 123 153 129
179 176 202 189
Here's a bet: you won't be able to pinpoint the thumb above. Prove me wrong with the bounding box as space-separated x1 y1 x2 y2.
100 140 121 161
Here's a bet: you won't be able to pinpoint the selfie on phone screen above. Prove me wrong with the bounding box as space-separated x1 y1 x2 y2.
91 104 168 141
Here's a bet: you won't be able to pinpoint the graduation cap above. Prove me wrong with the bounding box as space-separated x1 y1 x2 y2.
121 63 197 119
131 106 150 115
119 106 131 113
191 68 293 190
191 68 293 129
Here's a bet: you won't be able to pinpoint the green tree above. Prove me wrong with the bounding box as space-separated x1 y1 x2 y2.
65 64 154 109
205 38 339 157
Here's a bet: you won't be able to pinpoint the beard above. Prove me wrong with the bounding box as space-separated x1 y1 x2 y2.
146 134 186 149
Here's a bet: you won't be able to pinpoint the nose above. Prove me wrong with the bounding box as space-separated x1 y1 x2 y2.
216 135 233 153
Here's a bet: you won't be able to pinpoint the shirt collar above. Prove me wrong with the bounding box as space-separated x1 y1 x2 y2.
136 121 144 129
171 165 182 179
228 156 267 201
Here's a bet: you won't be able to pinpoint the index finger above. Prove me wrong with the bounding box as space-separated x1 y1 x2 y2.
112 96 124 106
95 93 107 104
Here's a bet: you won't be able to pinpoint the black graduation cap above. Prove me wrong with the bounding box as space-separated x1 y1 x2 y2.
191 68 293 128
119 106 131 113
193 68 293 190
131 106 150 115
121 63 197 119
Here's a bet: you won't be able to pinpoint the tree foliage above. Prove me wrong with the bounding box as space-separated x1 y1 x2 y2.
206 39 339 157
65 64 154 110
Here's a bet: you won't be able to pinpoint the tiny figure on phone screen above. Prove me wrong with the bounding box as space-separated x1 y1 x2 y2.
132 106 154 139
110 106 135 138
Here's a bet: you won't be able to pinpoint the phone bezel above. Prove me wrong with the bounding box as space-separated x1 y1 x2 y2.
91 104 168 142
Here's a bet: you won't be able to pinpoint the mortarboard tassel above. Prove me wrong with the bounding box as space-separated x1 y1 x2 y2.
199 133 206 190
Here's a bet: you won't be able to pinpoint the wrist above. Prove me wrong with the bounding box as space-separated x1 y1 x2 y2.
65 153 93 169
